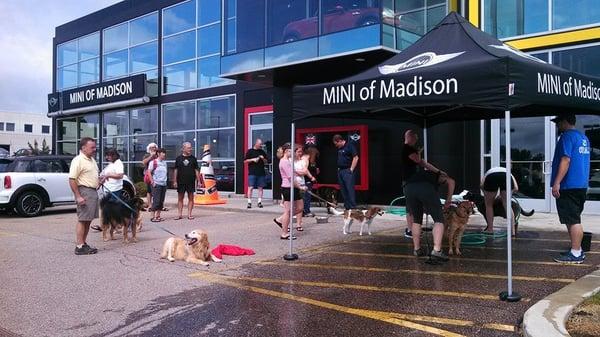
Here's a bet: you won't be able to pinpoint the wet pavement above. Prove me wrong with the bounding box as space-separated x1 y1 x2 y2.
1 204 599 337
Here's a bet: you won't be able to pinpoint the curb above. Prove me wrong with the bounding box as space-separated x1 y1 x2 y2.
523 269 600 337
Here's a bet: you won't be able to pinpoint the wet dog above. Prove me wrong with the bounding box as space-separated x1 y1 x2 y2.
443 201 475 255
160 229 216 265
336 207 385 235
99 196 145 243
463 191 534 232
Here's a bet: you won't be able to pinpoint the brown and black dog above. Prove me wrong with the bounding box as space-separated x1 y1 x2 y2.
99 196 145 243
443 201 475 256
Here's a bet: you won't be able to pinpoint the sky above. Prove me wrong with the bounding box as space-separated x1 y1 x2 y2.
0 0 121 115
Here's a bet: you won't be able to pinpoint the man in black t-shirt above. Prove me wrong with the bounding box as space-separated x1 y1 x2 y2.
244 139 268 209
174 142 200 220
333 134 359 210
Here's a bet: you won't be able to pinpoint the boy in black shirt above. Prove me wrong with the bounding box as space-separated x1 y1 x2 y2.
174 142 200 220
244 139 268 208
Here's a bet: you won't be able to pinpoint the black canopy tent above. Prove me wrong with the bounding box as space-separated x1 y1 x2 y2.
285 12 600 301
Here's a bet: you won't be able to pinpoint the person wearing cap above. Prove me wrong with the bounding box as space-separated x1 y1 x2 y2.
550 114 590 264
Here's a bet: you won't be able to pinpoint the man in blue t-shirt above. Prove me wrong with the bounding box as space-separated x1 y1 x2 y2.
333 134 358 210
550 114 590 264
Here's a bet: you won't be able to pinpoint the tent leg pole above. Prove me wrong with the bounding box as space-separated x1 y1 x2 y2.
423 121 428 162
500 110 521 302
284 122 299 261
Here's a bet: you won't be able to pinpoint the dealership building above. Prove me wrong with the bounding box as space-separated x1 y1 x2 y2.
49 0 600 213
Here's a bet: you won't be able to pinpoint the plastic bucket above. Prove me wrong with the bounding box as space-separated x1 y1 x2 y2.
581 232 592 252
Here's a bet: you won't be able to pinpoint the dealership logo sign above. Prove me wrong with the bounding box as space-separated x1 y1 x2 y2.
378 51 465 75
48 97 58 107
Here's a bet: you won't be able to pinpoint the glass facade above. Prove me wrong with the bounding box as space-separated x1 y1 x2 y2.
484 0 600 39
103 12 158 82
57 33 100 91
162 0 234 94
162 95 236 191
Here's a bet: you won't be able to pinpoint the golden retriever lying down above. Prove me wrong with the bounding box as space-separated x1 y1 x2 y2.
160 229 221 266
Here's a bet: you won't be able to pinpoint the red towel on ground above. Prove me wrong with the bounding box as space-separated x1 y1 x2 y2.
211 244 255 260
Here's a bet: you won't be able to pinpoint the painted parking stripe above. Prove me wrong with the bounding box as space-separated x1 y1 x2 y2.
0 230 17 237
220 275 530 302
190 272 516 335
323 250 592 267
254 261 575 283
347 240 600 255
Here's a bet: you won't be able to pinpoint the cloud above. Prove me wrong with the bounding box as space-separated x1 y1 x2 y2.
0 0 121 114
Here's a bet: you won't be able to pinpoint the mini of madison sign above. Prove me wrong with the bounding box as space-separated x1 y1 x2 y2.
48 74 147 113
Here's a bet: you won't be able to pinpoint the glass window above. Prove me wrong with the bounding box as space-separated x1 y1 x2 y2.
6 123 15 132
0 122 4 131
483 0 548 38
103 137 129 159
104 23 129 53
552 45 600 77
163 102 196 132
213 161 234 191
163 31 196 65
163 0 197 36
58 64 77 90
197 96 235 129
553 0 600 30
130 134 157 161
197 129 235 159
130 13 158 45
57 142 77 155
264 38 318 67
267 0 319 46
198 56 234 88
162 131 196 159
104 110 129 137
131 107 158 134
79 114 99 139
531 52 549 62
42 125 50 134
163 60 197 93
198 24 220 56
104 50 128 79
57 118 77 140
58 40 77 67
321 0 381 35
78 58 99 85
130 41 158 73
199 0 221 25
24 124 33 133
78 33 100 60
319 24 380 56
225 0 265 54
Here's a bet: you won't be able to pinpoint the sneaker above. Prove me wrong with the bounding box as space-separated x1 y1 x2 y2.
247 203 252 209
257 202 263 208
413 247 426 257
430 249 449 262
554 251 585 264
90 225 102 232
75 244 98 255
404 228 413 238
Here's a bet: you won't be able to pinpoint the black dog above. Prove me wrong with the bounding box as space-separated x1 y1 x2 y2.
463 191 534 231
99 196 145 243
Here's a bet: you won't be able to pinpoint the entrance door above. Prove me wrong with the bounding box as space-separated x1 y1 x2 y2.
248 113 273 199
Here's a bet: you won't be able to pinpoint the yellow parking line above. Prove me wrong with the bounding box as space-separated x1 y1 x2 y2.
324 250 591 267
254 261 575 283
190 272 516 335
0 230 17 238
221 275 530 302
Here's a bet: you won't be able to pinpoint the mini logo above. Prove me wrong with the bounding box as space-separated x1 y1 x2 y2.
349 133 360 141
379 51 465 75
48 97 58 107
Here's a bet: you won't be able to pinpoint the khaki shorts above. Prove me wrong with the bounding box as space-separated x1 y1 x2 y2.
77 186 99 221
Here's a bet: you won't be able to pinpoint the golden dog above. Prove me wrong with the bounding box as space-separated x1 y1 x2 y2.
160 229 213 266
443 201 474 256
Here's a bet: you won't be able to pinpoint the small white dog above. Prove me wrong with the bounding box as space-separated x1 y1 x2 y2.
330 207 385 235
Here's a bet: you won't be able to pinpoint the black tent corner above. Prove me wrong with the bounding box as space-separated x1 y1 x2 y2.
292 11 600 125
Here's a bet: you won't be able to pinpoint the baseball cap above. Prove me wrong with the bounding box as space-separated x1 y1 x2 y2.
550 114 576 124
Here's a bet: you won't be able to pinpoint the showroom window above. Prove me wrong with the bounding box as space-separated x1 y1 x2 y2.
56 115 99 159
162 0 234 94
162 95 236 191
102 12 158 83
56 32 100 91
484 0 600 39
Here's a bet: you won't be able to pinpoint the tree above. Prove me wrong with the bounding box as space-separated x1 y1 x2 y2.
27 139 51 155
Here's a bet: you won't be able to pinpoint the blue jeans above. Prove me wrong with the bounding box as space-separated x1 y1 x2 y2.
303 181 313 214
337 168 356 210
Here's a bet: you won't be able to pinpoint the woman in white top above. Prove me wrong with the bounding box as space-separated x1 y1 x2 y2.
100 148 124 199
481 167 519 234
292 145 312 232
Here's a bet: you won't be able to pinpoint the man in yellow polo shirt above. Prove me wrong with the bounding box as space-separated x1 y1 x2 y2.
69 137 100 255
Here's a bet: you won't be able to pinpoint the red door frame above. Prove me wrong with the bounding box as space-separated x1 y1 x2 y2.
296 124 369 191
243 105 273 196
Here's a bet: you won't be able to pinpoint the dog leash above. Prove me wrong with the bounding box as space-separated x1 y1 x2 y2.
307 190 339 208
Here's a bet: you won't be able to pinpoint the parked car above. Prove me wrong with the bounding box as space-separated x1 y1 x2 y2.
0 155 135 217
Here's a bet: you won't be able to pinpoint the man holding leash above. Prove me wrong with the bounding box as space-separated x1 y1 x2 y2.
551 114 590 264
333 134 358 210
174 142 201 220
69 137 99 255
